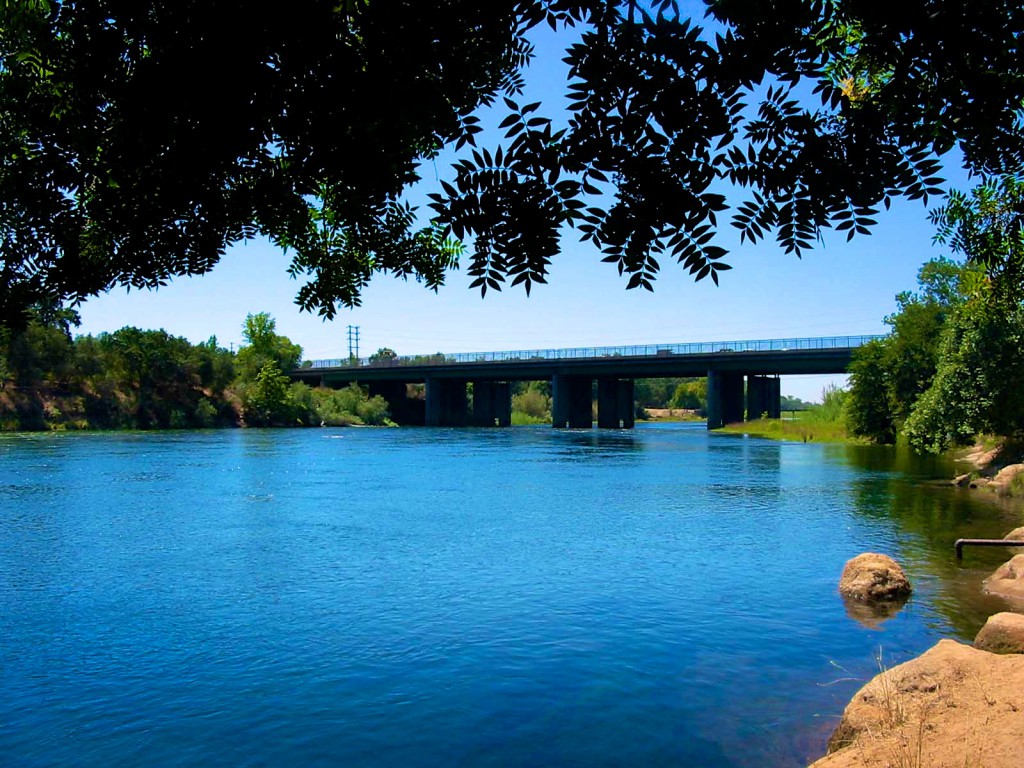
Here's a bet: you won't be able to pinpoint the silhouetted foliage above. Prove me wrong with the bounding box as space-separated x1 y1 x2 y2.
3 1 1023 326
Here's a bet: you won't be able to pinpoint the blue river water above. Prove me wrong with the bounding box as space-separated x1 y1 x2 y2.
1 424 1021 767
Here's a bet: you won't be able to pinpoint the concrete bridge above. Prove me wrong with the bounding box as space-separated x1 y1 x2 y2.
290 335 881 429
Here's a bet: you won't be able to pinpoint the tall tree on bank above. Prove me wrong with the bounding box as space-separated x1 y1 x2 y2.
903 177 1024 452
847 176 1024 452
845 257 973 444
235 312 302 381
2 1 1023 327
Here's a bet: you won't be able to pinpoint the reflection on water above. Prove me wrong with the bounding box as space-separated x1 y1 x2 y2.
0 425 1021 768
841 594 909 630
839 443 1024 638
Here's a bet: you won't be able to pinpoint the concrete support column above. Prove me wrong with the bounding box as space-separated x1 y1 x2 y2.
495 382 512 427
597 379 635 429
746 375 768 421
471 381 513 427
552 375 592 428
706 370 744 429
472 380 493 427
425 378 467 427
618 379 635 429
765 376 782 420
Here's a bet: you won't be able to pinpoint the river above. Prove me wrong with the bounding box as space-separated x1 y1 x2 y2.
1 424 1021 767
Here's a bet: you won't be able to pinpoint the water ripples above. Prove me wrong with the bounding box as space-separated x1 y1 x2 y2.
1 425 1021 767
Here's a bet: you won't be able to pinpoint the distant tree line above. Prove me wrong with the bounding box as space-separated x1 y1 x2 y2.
0 311 390 431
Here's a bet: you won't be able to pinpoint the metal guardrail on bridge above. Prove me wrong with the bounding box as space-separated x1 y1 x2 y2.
302 335 884 371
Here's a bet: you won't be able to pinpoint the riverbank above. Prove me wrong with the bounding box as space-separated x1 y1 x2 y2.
637 407 704 423
717 414 858 443
813 523 1024 767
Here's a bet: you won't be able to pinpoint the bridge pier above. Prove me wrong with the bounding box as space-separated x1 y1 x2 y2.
706 371 744 429
746 375 781 420
368 380 424 425
425 378 467 427
552 375 593 428
746 375 767 420
471 381 512 427
597 379 635 429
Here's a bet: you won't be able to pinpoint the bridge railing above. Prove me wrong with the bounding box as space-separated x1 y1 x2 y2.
302 335 884 371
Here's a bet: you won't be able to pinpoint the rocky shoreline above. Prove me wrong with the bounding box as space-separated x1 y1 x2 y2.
812 544 1024 767
952 441 1024 495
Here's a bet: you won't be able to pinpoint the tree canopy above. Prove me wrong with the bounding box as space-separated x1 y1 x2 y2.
2 0 1023 327
847 178 1024 451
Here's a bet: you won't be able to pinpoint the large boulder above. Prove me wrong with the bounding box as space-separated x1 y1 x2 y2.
982 554 1024 601
811 640 1024 768
838 553 912 602
1004 526 1024 542
991 463 1024 494
974 612 1024 654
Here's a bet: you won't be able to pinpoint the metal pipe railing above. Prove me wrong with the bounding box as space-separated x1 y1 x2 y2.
954 538 1024 559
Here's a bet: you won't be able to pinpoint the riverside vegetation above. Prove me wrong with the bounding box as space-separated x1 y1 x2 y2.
0 316 728 432
0 311 390 430
0 310 848 436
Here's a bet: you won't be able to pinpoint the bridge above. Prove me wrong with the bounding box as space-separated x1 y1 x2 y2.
290 335 881 429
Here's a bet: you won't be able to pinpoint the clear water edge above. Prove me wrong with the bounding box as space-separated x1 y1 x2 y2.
1 424 1021 767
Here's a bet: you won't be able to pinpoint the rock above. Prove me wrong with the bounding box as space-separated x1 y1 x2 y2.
838 553 912 602
953 473 972 487
990 463 1024 495
963 444 1002 469
992 463 1024 484
969 477 992 489
983 554 1024 601
1004 526 1024 542
975 612 1024 654
810 639 1024 768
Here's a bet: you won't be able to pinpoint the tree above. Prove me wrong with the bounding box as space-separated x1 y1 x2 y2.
845 339 896 443
902 176 1024 451
4 313 74 387
930 176 1024 300
0 351 11 390
189 336 235 395
242 362 296 427
2 2 1023 327
846 257 974 443
368 347 398 366
903 296 1024 452
669 379 706 410
235 313 303 379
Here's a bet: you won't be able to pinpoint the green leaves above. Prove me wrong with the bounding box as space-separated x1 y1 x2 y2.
929 175 1024 300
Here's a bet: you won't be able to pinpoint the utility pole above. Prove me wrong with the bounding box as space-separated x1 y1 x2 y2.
347 325 361 363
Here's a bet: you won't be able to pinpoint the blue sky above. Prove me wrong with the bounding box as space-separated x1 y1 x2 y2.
74 13 971 403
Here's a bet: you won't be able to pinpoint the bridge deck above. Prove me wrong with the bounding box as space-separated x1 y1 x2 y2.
291 335 881 384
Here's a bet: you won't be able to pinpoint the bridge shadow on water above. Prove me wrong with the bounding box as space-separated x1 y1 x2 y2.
550 427 644 463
